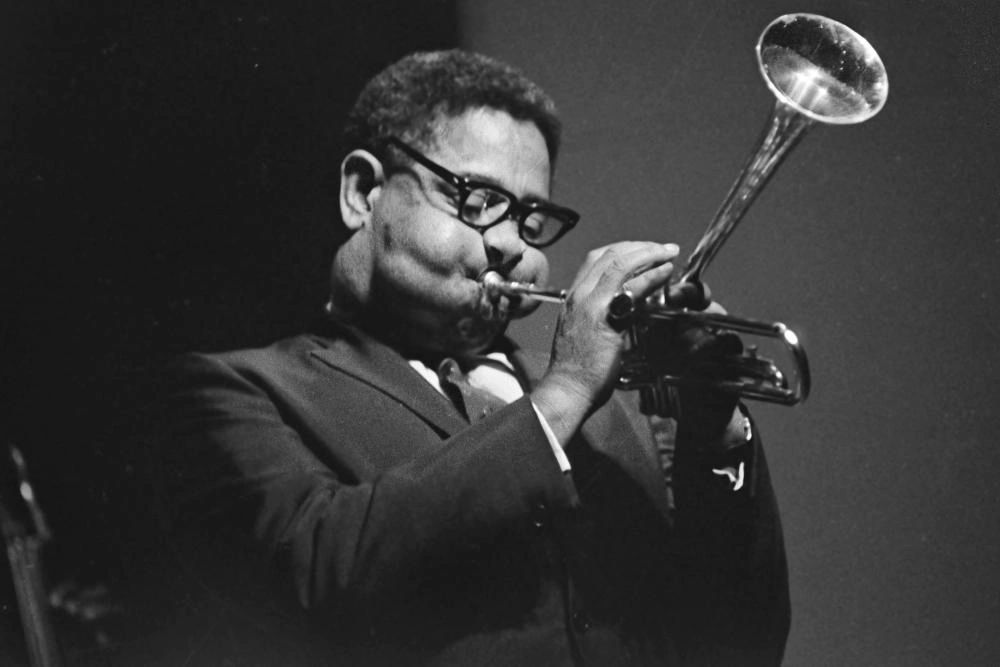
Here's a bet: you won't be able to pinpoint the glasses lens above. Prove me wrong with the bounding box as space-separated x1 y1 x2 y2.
522 210 573 247
461 188 512 226
462 187 575 247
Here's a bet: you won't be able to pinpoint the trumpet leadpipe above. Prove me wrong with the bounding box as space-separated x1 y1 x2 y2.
480 271 567 304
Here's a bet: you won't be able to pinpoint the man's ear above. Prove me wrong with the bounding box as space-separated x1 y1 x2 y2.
339 149 385 231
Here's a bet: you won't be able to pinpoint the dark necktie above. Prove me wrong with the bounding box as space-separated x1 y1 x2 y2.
436 357 514 423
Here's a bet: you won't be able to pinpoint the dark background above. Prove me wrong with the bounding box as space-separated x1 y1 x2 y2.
3 0 999 665
1 0 459 663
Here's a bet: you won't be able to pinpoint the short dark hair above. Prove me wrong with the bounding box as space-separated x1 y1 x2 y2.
342 50 561 164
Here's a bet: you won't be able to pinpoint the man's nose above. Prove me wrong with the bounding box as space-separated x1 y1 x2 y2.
481 218 525 268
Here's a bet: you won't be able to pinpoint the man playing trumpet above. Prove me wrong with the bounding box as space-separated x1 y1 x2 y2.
151 50 790 666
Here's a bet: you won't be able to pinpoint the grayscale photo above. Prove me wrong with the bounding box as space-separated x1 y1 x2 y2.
2 1 997 665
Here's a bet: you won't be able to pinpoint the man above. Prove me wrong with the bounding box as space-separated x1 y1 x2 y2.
149 50 789 665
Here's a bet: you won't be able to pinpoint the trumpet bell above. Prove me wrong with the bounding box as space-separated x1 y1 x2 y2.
758 14 889 125
680 13 889 287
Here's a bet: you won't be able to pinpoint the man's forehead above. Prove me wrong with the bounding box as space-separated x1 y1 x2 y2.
427 108 549 162
423 108 552 188
427 108 546 153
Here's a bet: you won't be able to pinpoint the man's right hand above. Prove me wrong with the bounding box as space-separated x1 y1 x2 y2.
530 241 679 447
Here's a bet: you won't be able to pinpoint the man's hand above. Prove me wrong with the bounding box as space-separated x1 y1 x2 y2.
531 241 679 446
670 320 747 455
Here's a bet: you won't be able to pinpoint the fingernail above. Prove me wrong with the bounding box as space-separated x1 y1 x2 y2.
663 243 679 253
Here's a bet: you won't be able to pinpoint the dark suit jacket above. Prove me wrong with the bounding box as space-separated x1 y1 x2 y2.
139 321 789 666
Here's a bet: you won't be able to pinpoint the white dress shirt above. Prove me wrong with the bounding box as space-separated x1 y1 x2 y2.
408 353 572 472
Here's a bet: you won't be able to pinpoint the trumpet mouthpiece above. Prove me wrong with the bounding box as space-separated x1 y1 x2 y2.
478 271 566 304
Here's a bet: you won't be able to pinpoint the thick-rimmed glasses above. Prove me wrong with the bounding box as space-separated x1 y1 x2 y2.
386 137 579 248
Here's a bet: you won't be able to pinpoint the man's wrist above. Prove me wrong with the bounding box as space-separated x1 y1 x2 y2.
530 375 594 448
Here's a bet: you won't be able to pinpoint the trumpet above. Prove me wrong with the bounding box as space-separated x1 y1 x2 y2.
483 13 888 413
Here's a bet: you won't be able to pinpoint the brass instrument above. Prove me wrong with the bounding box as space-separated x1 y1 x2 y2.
1 445 63 667
483 13 888 413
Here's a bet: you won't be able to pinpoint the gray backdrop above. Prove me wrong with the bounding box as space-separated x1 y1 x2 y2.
463 1 1000 664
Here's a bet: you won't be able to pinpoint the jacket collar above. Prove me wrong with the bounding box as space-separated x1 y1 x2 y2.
306 318 483 436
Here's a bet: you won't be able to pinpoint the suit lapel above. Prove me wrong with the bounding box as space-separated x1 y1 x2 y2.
307 324 470 437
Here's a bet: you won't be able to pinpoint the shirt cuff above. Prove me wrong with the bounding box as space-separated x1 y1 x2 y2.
530 401 572 473
710 412 753 491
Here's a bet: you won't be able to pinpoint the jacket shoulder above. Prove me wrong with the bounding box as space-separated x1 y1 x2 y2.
175 334 336 382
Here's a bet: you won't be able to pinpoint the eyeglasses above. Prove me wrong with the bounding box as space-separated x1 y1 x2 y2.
386 137 579 248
